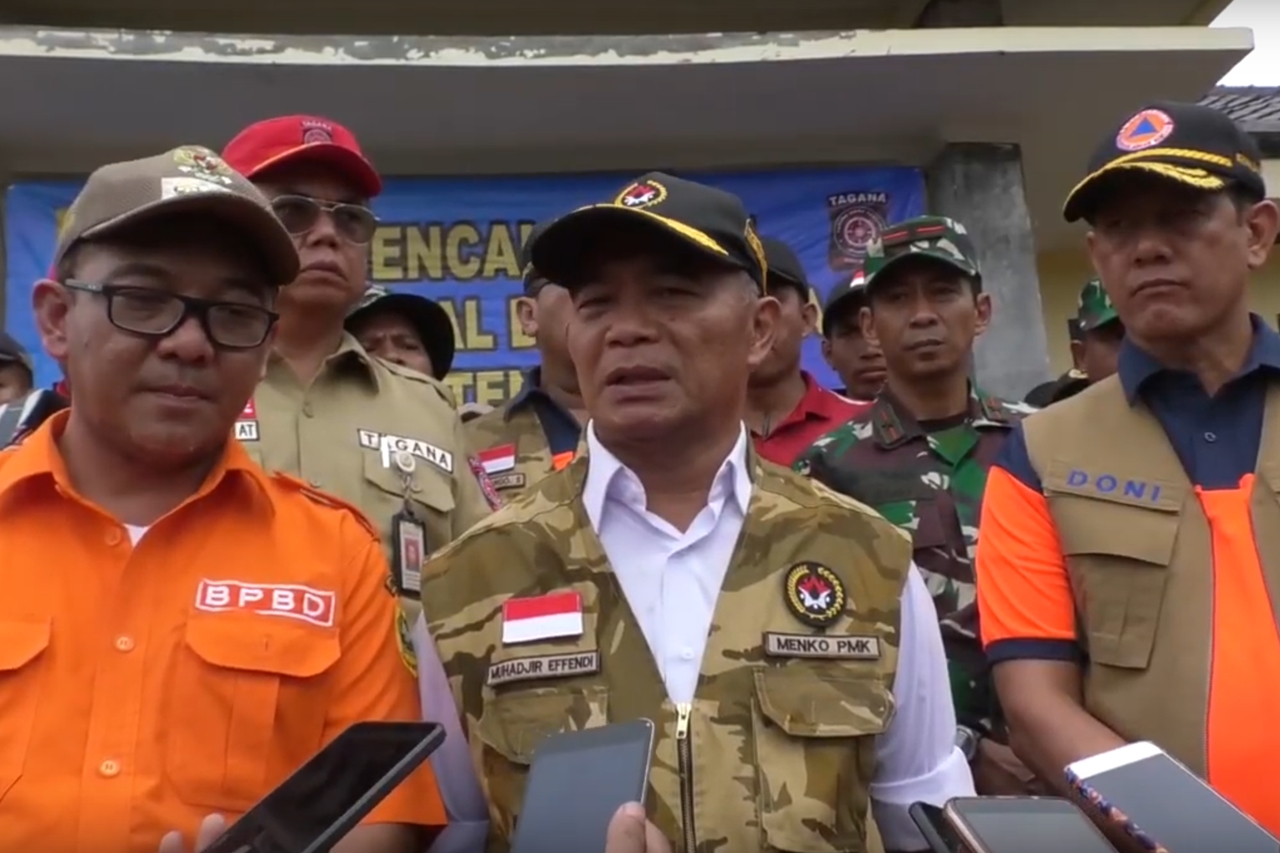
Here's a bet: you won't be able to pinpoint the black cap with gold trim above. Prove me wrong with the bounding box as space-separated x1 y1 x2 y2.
1063 101 1266 223
518 219 552 292
529 172 767 289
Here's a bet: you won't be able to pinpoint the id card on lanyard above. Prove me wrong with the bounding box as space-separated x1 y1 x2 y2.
387 448 427 596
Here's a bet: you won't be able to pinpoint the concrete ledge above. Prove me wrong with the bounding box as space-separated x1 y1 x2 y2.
0 24 1253 66
0 24 1252 250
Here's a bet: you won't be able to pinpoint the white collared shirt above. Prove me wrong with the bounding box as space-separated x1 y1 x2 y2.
419 421 973 853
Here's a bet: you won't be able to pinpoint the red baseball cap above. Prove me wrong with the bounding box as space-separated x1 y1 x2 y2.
222 115 382 198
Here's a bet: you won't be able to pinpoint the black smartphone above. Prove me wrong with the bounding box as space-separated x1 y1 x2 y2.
510 719 655 853
943 796 1116 853
909 801 966 853
203 721 446 853
1067 741 1278 853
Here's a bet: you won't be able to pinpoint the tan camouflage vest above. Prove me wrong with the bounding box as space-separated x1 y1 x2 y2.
1022 377 1280 774
464 403 559 499
422 451 912 853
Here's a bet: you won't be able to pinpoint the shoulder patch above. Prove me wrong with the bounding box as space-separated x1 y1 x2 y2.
270 471 380 539
468 455 505 510
395 609 418 676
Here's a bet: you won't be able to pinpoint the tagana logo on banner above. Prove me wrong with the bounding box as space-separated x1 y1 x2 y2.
5 167 924 400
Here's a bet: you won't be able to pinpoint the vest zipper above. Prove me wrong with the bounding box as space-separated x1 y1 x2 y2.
675 702 697 853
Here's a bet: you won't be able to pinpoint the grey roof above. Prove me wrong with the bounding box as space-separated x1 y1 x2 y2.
1202 86 1280 133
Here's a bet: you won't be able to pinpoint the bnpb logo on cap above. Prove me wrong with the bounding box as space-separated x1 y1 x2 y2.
196 580 337 627
1115 109 1175 153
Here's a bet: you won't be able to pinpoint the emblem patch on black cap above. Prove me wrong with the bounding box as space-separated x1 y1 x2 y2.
783 562 847 628
616 180 667 209
1115 109 1175 153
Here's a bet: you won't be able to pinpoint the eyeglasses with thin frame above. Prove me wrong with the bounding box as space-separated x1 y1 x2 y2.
63 280 279 350
270 194 379 244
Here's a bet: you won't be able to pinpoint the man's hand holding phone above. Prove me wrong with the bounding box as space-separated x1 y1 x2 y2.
158 814 227 853
605 803 672 853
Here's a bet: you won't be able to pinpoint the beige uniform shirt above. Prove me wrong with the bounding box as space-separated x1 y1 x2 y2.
236 333 493 623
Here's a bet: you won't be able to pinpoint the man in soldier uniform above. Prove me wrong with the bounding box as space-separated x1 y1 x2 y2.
417 173 973 853
221 115 493 626
794 214 1037 795
821 269 886 401
465 222 586 499
1025 279 1124 407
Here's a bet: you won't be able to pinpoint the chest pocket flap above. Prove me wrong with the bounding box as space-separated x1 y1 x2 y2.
168 617 341 810
364 449 455 515
1043 460 1184 565
1042 461 1184 669
184 616 340 677
752 667 891 852
0 619 51 800
476 684 610 764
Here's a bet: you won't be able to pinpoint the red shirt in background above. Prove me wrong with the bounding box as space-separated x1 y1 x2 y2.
752 372 869 467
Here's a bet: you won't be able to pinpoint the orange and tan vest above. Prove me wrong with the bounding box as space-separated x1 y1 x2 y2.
1022 376 1280 775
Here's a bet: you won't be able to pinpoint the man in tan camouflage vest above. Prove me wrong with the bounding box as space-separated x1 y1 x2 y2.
466 221 586 500
417 172 973 853
976 102 1280 835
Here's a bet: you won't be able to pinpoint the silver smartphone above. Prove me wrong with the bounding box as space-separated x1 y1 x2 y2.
1066 741 1278 853
511 719 655 853
942 796 1116 853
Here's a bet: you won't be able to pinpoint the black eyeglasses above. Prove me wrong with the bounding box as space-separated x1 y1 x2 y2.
64 280 278 350
270 194 379 244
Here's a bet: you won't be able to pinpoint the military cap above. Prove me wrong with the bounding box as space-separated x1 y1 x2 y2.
821 268 869 337
760 235 811 300
1063 102 1266 223
54 145 299 287
346 285 456 380
861 215 980 291
529 172 767 288
1075 278 1119 333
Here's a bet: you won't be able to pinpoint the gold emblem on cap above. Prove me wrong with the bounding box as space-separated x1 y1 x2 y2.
616 180 667 210
173 146 234 185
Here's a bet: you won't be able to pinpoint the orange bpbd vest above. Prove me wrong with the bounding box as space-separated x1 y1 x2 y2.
1022 377 1280 832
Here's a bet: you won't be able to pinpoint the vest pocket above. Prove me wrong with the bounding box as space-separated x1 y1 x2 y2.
165 617 341 811
0 620 50 802
751 667 890 852
1050 493 1179 670
363 451 456 519
474 685 610 836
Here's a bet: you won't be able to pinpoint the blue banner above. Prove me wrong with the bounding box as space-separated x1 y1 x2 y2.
5 167 923 401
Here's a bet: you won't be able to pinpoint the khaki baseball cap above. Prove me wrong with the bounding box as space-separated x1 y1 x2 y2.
53 145 299 286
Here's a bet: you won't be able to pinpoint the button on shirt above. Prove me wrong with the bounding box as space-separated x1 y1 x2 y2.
583 421 973 849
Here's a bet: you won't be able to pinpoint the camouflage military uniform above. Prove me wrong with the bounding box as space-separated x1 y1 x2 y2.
464 368 582 500
1027 280 1123 407
421 449 913 853
793 214 1036 734
794 388 1032 732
